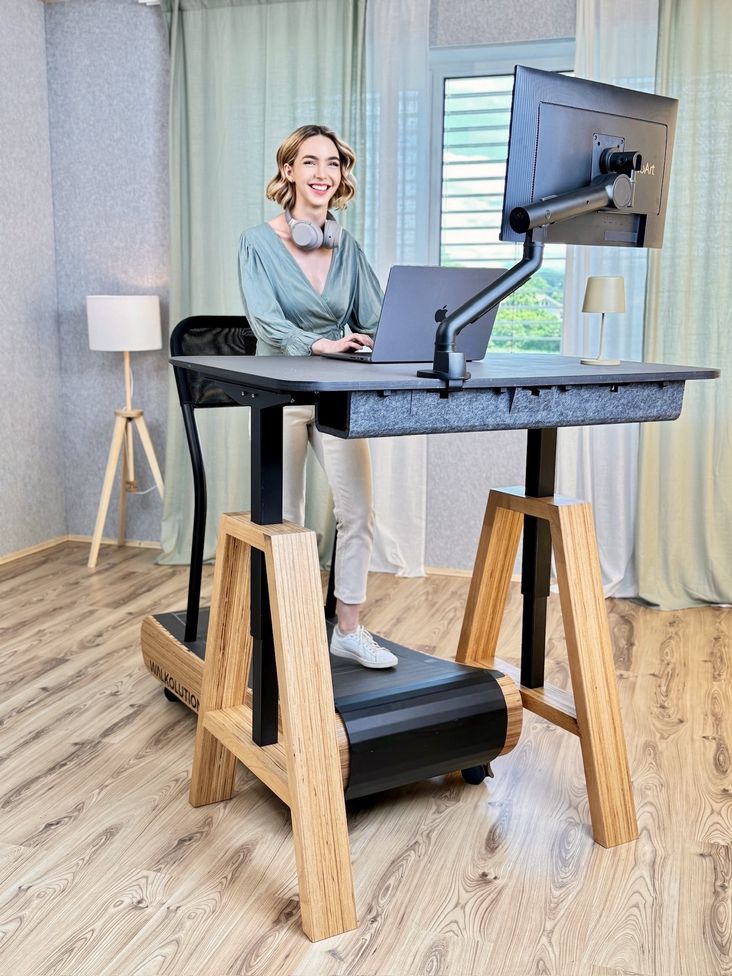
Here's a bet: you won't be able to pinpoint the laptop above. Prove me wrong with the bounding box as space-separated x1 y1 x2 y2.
320 265 506 364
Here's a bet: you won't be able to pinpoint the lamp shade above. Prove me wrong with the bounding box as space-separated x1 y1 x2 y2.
581 276 625 314
87 295 162 352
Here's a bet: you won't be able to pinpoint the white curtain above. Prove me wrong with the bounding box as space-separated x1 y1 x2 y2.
158 0 430 579
357 0 431 577
637 0 732 608
158 0 367 567
556 0 659 595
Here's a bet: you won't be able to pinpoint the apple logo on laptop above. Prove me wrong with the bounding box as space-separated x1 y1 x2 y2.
434 304 448 323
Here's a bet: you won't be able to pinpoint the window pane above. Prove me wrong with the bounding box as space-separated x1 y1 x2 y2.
439 71 570 354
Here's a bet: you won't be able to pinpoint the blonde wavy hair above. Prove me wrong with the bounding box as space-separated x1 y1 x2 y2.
266 124 357 211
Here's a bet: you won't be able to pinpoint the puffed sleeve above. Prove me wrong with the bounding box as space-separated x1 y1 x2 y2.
350 244 384 336
239 234 322 356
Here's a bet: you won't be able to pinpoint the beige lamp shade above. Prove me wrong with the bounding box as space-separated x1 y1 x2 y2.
582 276 625 314
580 275 625 366
87 295 162 352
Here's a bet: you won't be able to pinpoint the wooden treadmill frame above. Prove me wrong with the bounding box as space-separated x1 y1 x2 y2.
140 354 721 941
164 481 637 942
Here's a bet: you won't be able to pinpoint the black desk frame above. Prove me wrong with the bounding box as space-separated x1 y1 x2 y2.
243 395 559 747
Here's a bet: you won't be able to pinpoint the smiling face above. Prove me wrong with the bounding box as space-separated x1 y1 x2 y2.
284 134 342 212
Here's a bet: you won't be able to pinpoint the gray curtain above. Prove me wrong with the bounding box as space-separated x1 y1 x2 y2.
158 0 366 565
637 0 732 607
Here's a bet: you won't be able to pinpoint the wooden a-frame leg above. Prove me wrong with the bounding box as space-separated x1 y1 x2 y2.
265 529 357 942
88 414 127 569
186 514 355 941
551 502 638 848
190 530 253 806
456 491 523 669
455 487 637 849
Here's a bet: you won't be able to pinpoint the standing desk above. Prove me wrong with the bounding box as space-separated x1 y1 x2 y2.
141 352 716 941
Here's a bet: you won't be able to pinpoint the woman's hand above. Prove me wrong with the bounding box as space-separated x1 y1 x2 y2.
311 333 374 356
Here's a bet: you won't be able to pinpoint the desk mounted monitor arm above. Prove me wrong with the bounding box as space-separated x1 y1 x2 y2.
417 154 642 391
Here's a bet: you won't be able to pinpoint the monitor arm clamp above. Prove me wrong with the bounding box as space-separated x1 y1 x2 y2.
417 228 546 391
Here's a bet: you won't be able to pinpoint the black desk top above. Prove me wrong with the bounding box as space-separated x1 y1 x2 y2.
171 352 718 394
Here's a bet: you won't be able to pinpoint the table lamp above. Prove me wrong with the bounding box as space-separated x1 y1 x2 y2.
581 276 625 366
86 294 165 569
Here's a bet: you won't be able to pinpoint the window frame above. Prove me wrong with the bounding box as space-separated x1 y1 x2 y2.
427 38 576 267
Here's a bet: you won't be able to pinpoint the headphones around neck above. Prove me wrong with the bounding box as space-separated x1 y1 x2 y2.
285 207 341 250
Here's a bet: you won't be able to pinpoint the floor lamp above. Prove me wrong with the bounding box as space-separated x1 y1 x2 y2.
87 295 165 569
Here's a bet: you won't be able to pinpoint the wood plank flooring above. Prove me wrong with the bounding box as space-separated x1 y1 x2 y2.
0 541 729 976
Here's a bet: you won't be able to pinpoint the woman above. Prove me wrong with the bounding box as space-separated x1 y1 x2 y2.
239 124 397 670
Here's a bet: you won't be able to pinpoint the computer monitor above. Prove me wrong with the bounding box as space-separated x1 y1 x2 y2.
420 66 679 385
500 66 678 248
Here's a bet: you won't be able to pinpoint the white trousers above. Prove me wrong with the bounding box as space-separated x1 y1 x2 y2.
282 405 374 605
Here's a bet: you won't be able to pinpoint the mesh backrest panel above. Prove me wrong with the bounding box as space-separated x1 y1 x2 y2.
172 316 257 407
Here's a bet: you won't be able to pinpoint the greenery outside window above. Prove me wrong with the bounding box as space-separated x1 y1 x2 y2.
429 41 575 353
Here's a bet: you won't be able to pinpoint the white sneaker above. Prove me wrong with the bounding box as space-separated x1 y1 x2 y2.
330 625 398 669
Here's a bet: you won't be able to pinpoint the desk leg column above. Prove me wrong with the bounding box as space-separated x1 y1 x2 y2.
552 501 638 848
521 427 557 687
250 402 283 747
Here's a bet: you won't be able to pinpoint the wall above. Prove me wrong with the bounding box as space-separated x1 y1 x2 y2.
430 0 576 47
45 0 170 544
0 0 65 558
2 0 573 569
425 0 576 569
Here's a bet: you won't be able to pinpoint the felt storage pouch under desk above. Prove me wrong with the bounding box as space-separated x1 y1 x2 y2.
315 380 685 438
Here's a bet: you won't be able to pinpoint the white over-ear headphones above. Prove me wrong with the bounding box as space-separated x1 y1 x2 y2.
285 207 341 250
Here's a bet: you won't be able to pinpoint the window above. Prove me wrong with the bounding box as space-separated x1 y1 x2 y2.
430 41 575 353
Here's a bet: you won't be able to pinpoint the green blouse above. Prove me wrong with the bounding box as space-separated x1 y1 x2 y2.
238 222 383 357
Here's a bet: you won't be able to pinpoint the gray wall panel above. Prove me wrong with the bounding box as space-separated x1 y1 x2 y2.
0 0 65 557
2 0 570 570
425 429 527 569
45 0 170 544
430 0 575 47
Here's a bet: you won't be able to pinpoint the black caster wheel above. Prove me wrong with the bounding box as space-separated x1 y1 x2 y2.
461 763 494 784
163 687 181 703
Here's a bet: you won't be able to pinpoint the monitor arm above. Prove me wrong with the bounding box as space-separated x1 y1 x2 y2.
509 169 637 234
417 228 546 389
418 161 640 389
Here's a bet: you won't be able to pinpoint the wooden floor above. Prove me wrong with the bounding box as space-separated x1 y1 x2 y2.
0 541 729 976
